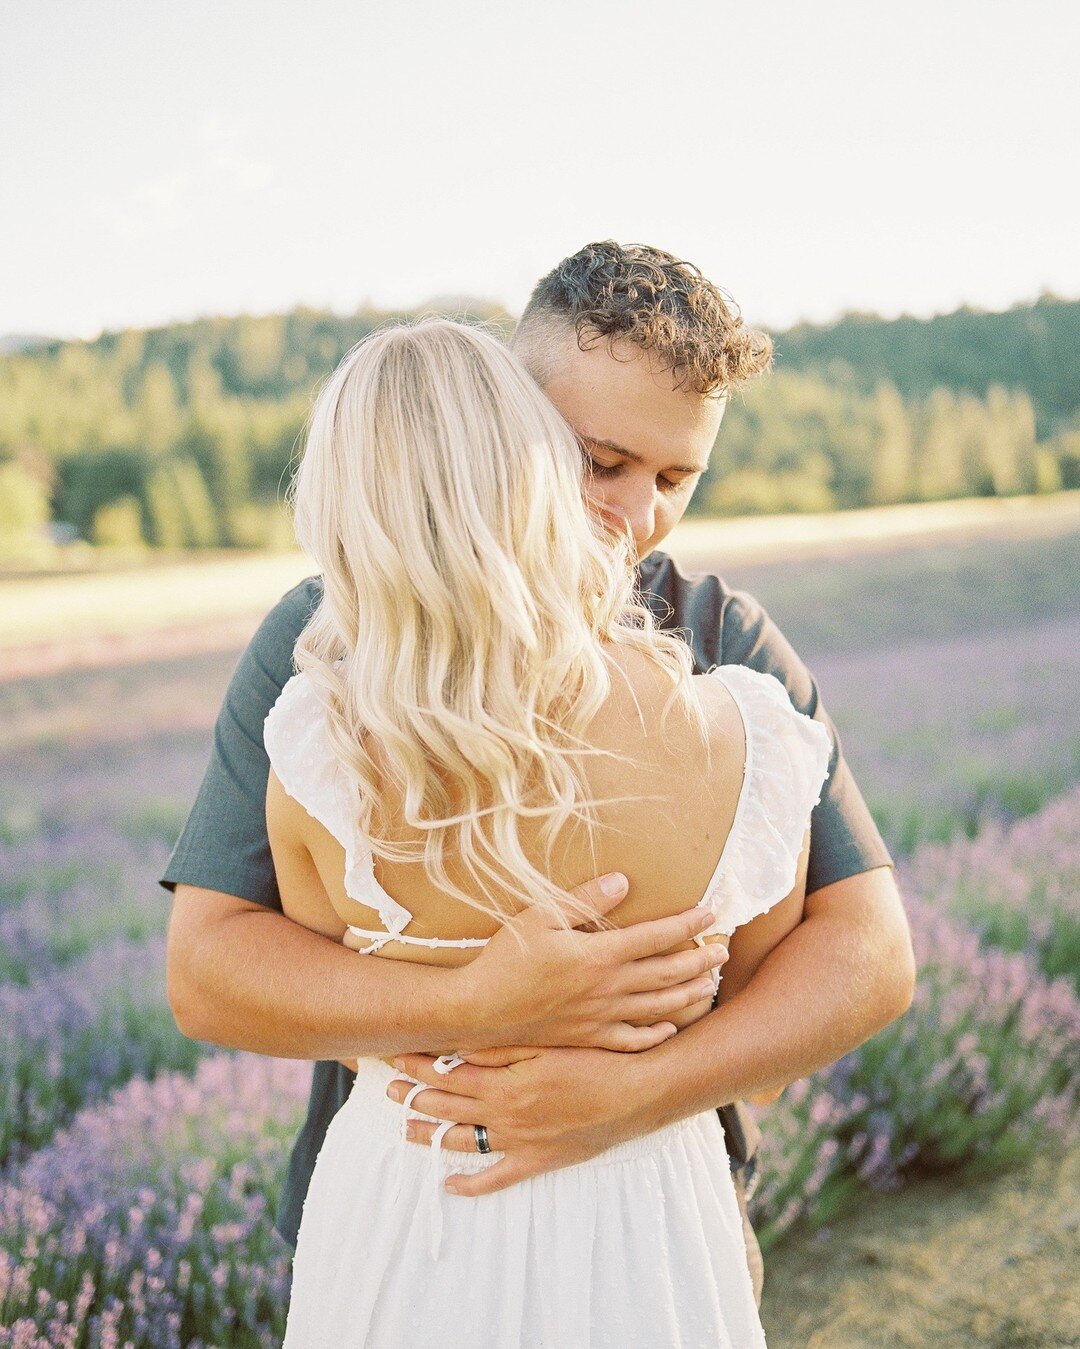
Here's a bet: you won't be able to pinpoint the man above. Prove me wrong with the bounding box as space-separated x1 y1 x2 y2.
163 241 915 1304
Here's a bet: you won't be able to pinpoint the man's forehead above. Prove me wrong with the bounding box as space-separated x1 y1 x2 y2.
542 335 724 456
569 392 724 465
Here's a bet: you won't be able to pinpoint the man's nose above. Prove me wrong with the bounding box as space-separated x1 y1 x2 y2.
618 486 656 549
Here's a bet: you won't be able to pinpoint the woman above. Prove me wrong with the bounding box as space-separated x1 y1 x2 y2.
266 319 829 1346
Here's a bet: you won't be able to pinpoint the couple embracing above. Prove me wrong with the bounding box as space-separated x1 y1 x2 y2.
163 241 915 1345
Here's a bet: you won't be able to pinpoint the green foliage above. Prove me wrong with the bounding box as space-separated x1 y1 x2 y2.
776 292 1080 436
1 296 1075 549
227 500 295 549
699 371 1047 518
170 457 219 547
145 457 219 547
708 465 834 516
0 459 50 550
146 462 187 547
1047 423 1080 489
56 448 149 538
91 494 146 549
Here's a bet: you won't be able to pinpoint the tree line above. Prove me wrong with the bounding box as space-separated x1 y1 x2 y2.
1 296 1077 555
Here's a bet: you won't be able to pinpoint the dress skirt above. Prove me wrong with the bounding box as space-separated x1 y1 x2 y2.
283 1055 766 1348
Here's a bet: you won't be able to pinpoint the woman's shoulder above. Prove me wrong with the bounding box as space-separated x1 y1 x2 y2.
594 646 743 798
698 665 833 829
598 642 709 738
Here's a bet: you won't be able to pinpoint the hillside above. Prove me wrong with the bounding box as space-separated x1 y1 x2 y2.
776 293 1078 435
1 294 1076 553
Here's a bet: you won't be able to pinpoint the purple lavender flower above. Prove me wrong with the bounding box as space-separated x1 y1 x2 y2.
749 883 1080 1249
0 1054 310 1347
0 939 200 1167
902 783 1080 987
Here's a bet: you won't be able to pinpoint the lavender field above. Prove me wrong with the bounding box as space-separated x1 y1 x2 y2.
1 517 1077 1345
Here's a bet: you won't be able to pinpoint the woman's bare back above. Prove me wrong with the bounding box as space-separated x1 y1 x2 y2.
267 644 752 1066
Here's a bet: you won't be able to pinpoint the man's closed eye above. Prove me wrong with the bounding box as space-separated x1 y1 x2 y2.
583 454 692 495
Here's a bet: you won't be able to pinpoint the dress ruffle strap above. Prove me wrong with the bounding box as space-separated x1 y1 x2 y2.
264 672 419 941
696 665 832 937
427 1120 456 1260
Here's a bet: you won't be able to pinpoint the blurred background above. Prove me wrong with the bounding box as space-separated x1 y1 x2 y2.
1 3 1077 1345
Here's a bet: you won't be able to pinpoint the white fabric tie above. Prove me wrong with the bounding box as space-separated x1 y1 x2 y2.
427 1119 456 1259
400 1053 468 1260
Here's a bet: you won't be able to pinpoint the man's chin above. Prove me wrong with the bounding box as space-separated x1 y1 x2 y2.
637 539 666 563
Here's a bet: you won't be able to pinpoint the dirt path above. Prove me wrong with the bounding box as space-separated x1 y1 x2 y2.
760 1146 1079 1347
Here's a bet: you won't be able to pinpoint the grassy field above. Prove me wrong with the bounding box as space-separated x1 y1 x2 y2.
761 1144 1079 1348
2 491 1076 664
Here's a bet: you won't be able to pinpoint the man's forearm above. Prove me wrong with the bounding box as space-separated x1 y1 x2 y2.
168 900 477 1061
632 869 915 1129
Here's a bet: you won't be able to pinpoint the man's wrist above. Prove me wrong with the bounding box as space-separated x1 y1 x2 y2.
624 1023 734 1134
431 961 505 1051
332 956 502 1059
611 1037 692 1136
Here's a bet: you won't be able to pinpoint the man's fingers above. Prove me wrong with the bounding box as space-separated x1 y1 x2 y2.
388 1080 480 1122
600 905 716 961
617 979 717 1022
594 1021 679 1052
446 1155 533 1197
405 1120 498 1152
388 1054 484 1098
459 1046 541 1067
621 942 728 994
517 872 629 930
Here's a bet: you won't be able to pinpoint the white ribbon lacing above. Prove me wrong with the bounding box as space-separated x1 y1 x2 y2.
400 1052 469 1259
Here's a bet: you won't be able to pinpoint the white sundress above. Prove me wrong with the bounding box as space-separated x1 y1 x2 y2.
266 664 831 1348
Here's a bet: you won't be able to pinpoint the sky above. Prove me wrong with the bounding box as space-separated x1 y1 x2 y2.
2 0 1077 341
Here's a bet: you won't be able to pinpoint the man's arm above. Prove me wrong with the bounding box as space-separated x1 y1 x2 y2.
167 885 473 1059
392 866 915 1195
632 865 915 1127
167 879 725 1059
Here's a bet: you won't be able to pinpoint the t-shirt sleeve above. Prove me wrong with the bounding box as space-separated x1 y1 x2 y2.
721 586 894 895
159 578 321 909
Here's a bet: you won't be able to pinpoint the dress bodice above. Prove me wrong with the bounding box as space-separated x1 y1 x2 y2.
263 664 831 966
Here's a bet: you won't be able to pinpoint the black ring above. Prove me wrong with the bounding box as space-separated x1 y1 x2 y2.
474 1124 491 1154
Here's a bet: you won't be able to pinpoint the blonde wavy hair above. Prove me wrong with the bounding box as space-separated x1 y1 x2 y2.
289 318 701 930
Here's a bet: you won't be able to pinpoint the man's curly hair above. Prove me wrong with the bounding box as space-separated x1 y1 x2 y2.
511 240 772 397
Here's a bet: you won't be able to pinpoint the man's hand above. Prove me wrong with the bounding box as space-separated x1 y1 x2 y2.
382 867 915 1196
444 872 727 1053
385 1044 650 1195
385 1040 777 1196
169 874 723 1062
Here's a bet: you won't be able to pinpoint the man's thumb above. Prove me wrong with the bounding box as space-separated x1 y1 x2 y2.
565 871 629 929
515 872 628 931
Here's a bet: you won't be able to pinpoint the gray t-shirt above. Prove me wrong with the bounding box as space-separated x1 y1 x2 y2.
161 550 892 1248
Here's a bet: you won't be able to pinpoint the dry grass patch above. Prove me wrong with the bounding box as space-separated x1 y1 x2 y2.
761 1146 1079 1348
